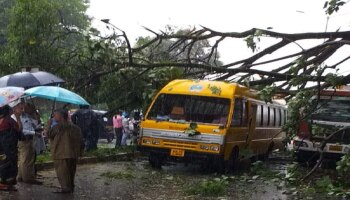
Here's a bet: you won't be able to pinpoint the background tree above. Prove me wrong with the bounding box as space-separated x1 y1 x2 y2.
2 0 90 74
0 0 14 74
85 25 221 112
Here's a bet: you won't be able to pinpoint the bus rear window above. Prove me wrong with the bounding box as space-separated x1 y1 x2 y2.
147 94 230 125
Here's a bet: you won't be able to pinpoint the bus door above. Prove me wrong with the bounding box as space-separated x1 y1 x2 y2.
246 102 257 150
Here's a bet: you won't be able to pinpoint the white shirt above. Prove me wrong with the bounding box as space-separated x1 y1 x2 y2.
11 113 36 136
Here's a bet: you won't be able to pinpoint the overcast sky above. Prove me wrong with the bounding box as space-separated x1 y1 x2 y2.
87 0 350 74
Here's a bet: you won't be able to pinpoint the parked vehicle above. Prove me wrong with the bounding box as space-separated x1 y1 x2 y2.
139 79 287 171
293 89 350 164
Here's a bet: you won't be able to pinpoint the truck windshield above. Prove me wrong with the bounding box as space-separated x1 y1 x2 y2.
147 94 230 125
312 97 350 122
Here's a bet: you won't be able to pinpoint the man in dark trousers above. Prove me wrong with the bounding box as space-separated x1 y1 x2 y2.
48 109 83 193
71 105 98 151
0 105 21 191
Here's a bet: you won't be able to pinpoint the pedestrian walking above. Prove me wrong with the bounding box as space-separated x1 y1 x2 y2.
11 102 42 185
48 109 83 193
0 105 21 191
121 113 130 146
113 111 123 148
71 105 98 151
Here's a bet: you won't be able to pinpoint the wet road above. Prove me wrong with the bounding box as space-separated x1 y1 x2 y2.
0 158 293 200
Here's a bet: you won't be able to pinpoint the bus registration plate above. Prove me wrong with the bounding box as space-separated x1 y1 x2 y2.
329 145 342 152
170 149 185 157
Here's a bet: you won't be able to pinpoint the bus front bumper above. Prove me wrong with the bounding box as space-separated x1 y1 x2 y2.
138 145 222 162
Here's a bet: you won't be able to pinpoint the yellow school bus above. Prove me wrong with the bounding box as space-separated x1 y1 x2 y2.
139 79 287 171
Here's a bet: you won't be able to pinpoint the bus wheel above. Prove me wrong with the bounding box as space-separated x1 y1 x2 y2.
260 142 274 161
227 147 239 173
149 153 163 169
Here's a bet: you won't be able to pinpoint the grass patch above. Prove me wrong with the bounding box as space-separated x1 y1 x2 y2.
84 146 134 157
36 151 52 164
100 171 135 179
35 146 134 164
186 177 229 197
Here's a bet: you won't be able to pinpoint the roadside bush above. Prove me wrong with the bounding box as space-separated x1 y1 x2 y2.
336 153 350 179
285 163 303 184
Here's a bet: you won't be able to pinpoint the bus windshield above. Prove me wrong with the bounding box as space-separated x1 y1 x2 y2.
312 97 350 122
147 94 230 125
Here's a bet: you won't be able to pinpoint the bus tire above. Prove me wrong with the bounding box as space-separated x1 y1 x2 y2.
260 142 274 161
227 147 239 173
207 156 225 173
149 153 163 169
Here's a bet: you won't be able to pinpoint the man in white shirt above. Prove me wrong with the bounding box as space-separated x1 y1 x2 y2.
10 101 42 185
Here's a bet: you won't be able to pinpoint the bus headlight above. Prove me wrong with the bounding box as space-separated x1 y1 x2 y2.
200 145 209 150
210 145 220 151
143 139 151 144
152 139 160 145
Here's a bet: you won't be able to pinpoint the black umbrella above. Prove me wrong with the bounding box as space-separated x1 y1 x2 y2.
0 71 65 89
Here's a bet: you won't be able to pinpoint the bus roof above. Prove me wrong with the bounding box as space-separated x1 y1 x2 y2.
159 79 258 99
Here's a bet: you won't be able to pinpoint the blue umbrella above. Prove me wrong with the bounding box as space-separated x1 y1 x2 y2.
25 86 89 106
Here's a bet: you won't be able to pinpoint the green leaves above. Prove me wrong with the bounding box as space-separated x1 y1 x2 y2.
336 153 350 176
324 0 346 15
244 35 257 52
244 29 262 52
184 122 200 136
257 85 276 103
4 0 90 71
186 176 229 196
207 84 222 95
284 90 313 136
325 73 342 87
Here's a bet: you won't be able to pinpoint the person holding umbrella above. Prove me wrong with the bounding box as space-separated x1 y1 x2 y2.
0 105 21 191
0 87 24 191
48 109 83 193
10 100 43 185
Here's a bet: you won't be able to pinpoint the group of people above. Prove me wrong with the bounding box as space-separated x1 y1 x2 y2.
0 100 46 191
113 111 140 148
0 99 86 193
0 100 139 193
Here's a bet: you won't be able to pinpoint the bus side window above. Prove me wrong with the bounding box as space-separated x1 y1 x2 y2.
260 105 264 127
276 108 281 127
267 106 271 126
281 109 286 125
243 101 248 126
256 104 262 127
272 108 276 127
284 110 287 125
262 105 269 127
231 98 246 127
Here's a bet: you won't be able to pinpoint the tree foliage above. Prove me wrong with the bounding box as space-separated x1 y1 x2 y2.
0 0 349 119
1 0 90 73
86 25 220 111
0 0 348 190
